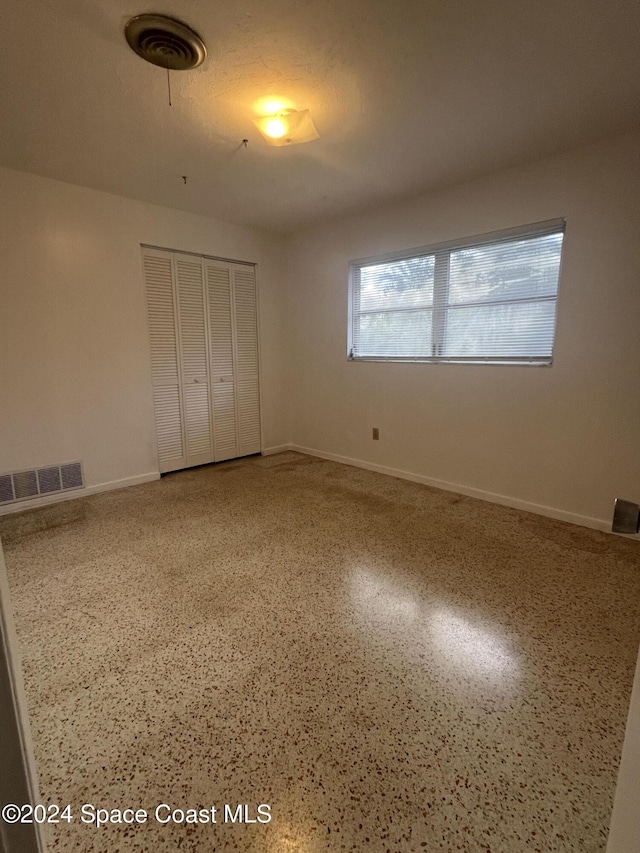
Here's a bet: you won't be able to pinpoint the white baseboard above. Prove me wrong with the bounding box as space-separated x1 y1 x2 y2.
261 444 293 456
0 447 622 537
290 444 612 534
0 472 160 516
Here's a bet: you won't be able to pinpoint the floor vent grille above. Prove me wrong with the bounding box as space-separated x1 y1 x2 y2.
0 462 84 506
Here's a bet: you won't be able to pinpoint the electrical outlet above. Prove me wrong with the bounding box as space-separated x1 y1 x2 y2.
372 427 379 440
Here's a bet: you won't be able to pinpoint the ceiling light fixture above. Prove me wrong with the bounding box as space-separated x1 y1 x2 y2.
252 109 319 147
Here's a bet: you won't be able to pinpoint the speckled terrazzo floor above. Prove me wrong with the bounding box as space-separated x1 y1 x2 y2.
1 451 640 853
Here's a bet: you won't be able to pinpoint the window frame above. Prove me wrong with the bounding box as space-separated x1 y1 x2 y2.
347 218 566 366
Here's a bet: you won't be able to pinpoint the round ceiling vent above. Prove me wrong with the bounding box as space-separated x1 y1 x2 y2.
125 14 206 70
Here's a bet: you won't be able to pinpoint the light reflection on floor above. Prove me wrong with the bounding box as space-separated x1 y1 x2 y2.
350 567 518 681
429 609 518 679
349 566 419 623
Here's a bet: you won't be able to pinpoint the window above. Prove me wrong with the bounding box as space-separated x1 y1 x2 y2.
348 219 565 365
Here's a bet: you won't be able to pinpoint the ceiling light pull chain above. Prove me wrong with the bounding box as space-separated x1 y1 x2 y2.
167 68 172 106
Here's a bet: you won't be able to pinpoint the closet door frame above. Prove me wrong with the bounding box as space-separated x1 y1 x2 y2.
142 245 263 474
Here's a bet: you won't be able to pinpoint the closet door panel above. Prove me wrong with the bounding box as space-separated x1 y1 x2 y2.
152 387 184 466
175 255 213 466
143 249 185 472
145 249 261 473
183 384 212 457
233 266 261 456
212 383 238 461
207 263 234 378
206 262 238 462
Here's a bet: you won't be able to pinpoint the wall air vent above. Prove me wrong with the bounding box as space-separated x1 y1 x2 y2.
125 14 206 70
0 462 84 506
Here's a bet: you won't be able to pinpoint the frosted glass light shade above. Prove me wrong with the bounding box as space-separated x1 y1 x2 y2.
252 109 319 146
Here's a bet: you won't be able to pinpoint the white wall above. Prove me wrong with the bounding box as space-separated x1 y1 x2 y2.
286 132 640 528
0 167 289 499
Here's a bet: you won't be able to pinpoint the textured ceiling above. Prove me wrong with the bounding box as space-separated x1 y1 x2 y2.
1 0 639 232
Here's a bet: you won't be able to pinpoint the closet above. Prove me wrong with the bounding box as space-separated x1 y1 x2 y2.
142 247 261 473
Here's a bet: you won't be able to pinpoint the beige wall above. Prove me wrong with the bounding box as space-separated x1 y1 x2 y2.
285 132 640 528
0 167 289 499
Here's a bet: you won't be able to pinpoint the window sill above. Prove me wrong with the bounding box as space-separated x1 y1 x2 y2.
347 356 553 366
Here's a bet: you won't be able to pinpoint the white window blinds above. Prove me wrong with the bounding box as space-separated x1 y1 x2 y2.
349 220 565 365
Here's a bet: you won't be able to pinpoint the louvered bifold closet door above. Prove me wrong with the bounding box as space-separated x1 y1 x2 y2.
143 249 186 473
232 265 261 456
206 261 238 462
175 254 214 466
